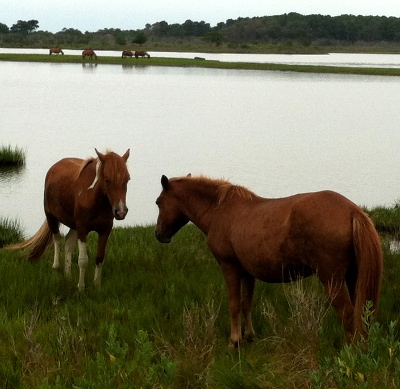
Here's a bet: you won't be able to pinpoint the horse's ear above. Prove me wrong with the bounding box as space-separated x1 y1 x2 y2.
187 173 191 177
95 148 105 162
122 149 130 161
161 175 169 190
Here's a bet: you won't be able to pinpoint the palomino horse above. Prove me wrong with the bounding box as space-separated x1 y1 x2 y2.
49 47 64 55
7 149 130 291
82 49 97 59
155 175 383 346
135 50 150 58
122 50 134 58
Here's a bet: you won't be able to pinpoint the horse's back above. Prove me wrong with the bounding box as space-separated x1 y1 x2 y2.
212 190 363 282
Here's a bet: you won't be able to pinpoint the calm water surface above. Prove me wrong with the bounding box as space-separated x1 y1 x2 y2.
1 59 400 236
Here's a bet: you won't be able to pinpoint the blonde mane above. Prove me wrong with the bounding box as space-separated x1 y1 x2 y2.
75 157 96 182
187 175 256 203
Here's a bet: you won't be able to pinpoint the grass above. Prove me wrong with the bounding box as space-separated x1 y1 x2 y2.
0 211 400 388
0 145 26 167
1 53 400 76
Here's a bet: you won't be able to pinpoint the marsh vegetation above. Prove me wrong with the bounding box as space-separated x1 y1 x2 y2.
0 205 400 388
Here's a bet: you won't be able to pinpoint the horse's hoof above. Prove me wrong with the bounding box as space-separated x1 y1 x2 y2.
227 340 240 350
244 334 255 343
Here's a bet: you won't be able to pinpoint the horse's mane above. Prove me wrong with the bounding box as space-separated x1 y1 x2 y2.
76 157 96 180
187 175 256 203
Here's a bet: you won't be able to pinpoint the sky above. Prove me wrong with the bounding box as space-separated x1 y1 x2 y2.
3 0 400 33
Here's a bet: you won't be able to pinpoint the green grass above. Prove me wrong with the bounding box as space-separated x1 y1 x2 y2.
0 145 26 167
0 218 400 388
1 53 400 76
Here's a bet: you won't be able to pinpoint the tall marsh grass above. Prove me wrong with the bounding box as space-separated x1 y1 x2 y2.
0 145 26 167
0 222 399 388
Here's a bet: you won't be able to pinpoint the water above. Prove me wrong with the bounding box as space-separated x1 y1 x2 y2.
1 57 400 236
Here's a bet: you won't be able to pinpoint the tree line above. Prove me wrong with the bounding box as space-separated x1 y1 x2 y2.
2 13 400 48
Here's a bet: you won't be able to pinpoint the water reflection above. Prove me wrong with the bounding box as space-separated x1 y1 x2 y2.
0 166 26 183
82 63 98 70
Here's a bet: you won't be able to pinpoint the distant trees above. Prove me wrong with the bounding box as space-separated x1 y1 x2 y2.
133 31 147 45
0 23 8 34
2 13 400 49
10 20 39 34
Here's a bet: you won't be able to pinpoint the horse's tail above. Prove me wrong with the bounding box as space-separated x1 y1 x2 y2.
6 220 53 261
352 212 383 335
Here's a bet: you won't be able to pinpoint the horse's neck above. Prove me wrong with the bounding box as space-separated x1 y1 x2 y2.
181 183 220 234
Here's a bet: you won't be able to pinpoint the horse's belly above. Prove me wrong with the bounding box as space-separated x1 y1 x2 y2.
246 261 314 283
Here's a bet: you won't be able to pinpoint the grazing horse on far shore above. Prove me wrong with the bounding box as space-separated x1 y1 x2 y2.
49 47 64 55
122 50 134 58
155 175 383 347
82 49 97 59
135 50 150 58
7 149 130 291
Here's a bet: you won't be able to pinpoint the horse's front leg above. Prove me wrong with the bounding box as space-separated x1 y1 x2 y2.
93 231 111 288
220 262 243 348
241 273 256 341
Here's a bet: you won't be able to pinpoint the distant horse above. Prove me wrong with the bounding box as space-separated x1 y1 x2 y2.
155 175 383 346
82 49 97 59
7 149 130 291
49 47 64 55
122 50 134 58
135 50 150 58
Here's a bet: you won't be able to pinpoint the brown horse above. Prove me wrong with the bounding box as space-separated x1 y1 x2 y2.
155 175 383 346
7 149 130 291
135 50 150 58
49 47 64 55
82 49 97 59
122 50 134 58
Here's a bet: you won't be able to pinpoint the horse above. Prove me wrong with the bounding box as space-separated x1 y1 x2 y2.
82 49 97 59
135 50 150 58
122 50 134 58
49 47 64 55
7 149 130 291
155 175 383 347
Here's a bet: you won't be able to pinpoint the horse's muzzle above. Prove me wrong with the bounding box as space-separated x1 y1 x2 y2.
155 230 171 243
114 206 128 220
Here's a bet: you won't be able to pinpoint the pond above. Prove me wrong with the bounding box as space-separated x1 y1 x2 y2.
1 57 400 236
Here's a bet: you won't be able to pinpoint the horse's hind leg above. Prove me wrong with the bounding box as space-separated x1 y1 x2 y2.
77 239 89 291
52 232 62 271
241 273 256 341
64 229 77 277
323 279 355 343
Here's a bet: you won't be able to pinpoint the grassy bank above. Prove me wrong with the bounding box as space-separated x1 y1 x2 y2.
1 53 400 76
0 215 400 388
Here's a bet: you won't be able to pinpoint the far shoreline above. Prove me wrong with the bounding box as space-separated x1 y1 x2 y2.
1 52 400 77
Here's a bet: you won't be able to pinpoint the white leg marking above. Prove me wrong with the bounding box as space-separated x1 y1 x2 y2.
77 239 89 292
64 229 77 277
94 263 103 287
52 232 62 270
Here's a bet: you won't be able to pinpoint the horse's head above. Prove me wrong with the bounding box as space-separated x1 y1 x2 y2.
95 149 130 220
155 175 190 243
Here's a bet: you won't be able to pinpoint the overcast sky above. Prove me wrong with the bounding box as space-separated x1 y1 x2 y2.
3 0 400 33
